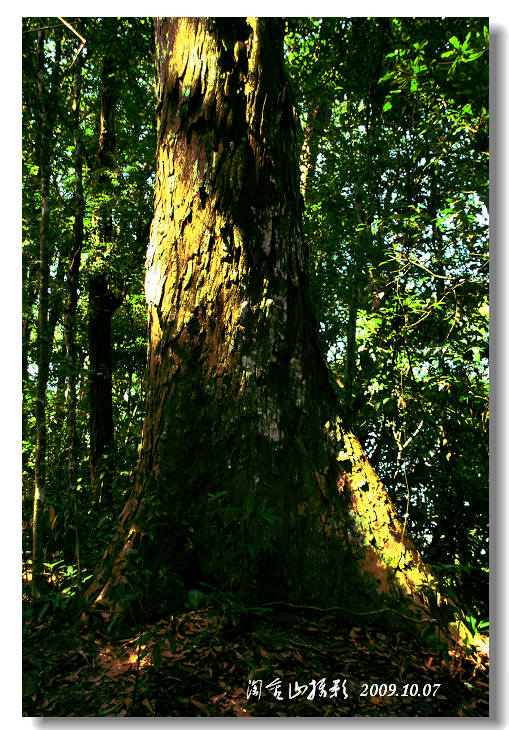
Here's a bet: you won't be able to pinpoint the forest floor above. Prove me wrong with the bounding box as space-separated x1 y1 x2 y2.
22 586 489 718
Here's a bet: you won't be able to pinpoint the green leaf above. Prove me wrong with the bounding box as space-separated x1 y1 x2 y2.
152 643 162 671
246 492 255 518
383 101 392 112
449 36 460 49
169 632 176 654
208 489 228 502
259 508 281 525
38 602 50 620
462 31 472 51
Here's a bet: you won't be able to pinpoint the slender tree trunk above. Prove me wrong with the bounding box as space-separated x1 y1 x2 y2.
426 162 465 568
87 18 469 644
88 40 122 507
89 274 121 506
343 279 360 418
300 97 332 205
341 29 387 422
48 255 64 346
32 30 57 599
63 51 85 570
22 261 36 396
22 259 37 482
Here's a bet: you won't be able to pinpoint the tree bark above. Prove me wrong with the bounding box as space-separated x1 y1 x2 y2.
88 273 121 506
87 18 469 642
63 50 85 569
296 20 346 208
22 261 36 399
22 258 37 480
299 96 331 205
32 29 60 599
88 36 122 507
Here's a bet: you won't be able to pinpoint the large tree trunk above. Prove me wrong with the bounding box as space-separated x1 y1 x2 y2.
87 18 467 641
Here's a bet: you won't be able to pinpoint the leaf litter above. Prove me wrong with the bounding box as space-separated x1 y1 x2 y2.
23 604 489 717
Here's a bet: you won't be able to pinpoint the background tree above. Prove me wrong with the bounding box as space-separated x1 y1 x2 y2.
22 17 155 596
88 19 123 507
62 41 84 569
29 22 62 599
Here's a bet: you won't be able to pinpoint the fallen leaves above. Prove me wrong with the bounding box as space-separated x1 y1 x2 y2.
23 606 489 718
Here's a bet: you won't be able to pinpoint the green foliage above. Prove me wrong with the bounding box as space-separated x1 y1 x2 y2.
22 16 155 591
286 17 488 617
464 614 489 637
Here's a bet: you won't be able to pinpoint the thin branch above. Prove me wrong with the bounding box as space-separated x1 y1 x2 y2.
293 80 330 102
249 600 435 625
57 17 86 63
445 288 459 342
23 24 62 33
394 253 458 281
402 419 424 450
399 459 411 564
407 278 469 330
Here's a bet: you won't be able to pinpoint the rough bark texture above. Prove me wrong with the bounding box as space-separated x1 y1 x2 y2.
88 18 463 639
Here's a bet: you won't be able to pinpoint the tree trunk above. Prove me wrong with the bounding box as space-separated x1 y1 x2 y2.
32 29 60 599
299 96 331 205
426 162 465 570
63 50 85 569
22 258 37 480
22 260 36 399
87 18 468 642
88 273 121 506
343 278 360 419
88 38 122 507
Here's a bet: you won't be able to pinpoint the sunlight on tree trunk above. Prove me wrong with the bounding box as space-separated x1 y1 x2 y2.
86 18 474 648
